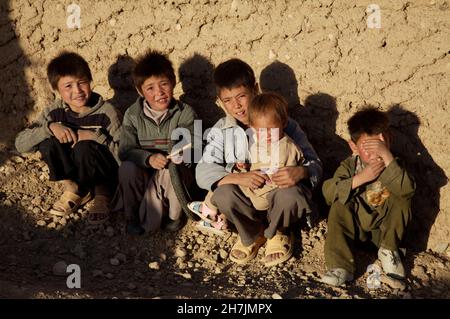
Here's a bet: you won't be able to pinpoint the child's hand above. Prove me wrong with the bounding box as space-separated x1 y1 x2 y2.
235 162 250 171
149 153 169 170
169 153 183 165
49 122 78 144
77 129 97 142
353 158 385 188
239 171 269 190
362 137 394 166
272 166 308 188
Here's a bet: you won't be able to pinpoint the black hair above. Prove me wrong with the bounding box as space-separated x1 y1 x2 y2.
348 106 390 142
133 50 176 94
47 51 92 91
213 58 255 93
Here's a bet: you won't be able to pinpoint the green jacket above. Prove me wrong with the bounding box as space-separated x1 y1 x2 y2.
322 156 416 207
15 93 122 162
119 97 199 168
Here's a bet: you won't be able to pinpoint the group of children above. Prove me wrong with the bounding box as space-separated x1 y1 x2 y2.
15 50 415 287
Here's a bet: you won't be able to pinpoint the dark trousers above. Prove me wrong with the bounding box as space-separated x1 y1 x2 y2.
211 184 312 246
38 137 118 190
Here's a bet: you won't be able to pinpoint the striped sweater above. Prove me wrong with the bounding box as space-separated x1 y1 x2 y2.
15 92 122 162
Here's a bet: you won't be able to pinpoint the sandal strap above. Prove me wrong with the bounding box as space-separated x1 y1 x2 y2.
266 233 292 254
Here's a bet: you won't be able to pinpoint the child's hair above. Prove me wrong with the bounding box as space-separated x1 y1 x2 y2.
248 92 288 128
133 50 176 94
214 58 256 92
348 106 390 142
47 52 92 91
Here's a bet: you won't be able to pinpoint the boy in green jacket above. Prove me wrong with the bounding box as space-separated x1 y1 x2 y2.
321 106 415 286
113 50 198 235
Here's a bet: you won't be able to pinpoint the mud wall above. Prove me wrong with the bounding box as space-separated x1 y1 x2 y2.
1 0 449 251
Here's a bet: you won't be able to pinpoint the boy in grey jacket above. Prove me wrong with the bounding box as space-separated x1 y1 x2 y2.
15 52 121 224
195 59 322 266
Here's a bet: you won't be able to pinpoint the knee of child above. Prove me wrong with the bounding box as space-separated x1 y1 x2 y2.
38 137 60 152
211 184 239 206
72 140 97 155
271 186 303 203
118 161 142 181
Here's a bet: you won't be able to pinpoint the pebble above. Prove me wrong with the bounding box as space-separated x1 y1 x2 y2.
380 274 406 291
47 222 56 229
52 261 68 276
73 244 86 259
110 258 120 266
175 247 187 258
159 253 167 261
32 207 41 214
219 249 228 259
148 261 160 270
105 273 114 279
105 226 114 237
92 270 103 278
59 218 67 226
177 272 192 279
37 220 46 227
115 253 127 263
11 156 24 163
272 293 283 299
4 199 12 207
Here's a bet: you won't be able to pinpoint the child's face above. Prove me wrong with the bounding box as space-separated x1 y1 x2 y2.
349 133 389 165
140 75 174 111
251 114 284 144
57 75 91 110
218 85 257 125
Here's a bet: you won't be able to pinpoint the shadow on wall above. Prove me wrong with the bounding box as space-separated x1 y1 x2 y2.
387 104 448 251
178 53 224 131
260 61 350 180
107 55 138 116
0 0 33 163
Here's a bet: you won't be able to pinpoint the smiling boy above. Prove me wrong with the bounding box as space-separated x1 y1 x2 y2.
15 51 121 224
113 50 198 234
195 59 322 266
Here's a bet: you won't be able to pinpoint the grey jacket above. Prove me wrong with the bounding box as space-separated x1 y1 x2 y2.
196 115 323 191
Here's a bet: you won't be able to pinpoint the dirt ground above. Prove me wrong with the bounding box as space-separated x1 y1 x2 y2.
0 0 449 298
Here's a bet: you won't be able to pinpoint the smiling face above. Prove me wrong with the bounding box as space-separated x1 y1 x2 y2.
218 85 257 126
140 75 174 111
56 75 91 111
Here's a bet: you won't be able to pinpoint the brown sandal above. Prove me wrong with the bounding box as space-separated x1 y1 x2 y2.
50 191 92 217
229 235 266 265
264 231 294 267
